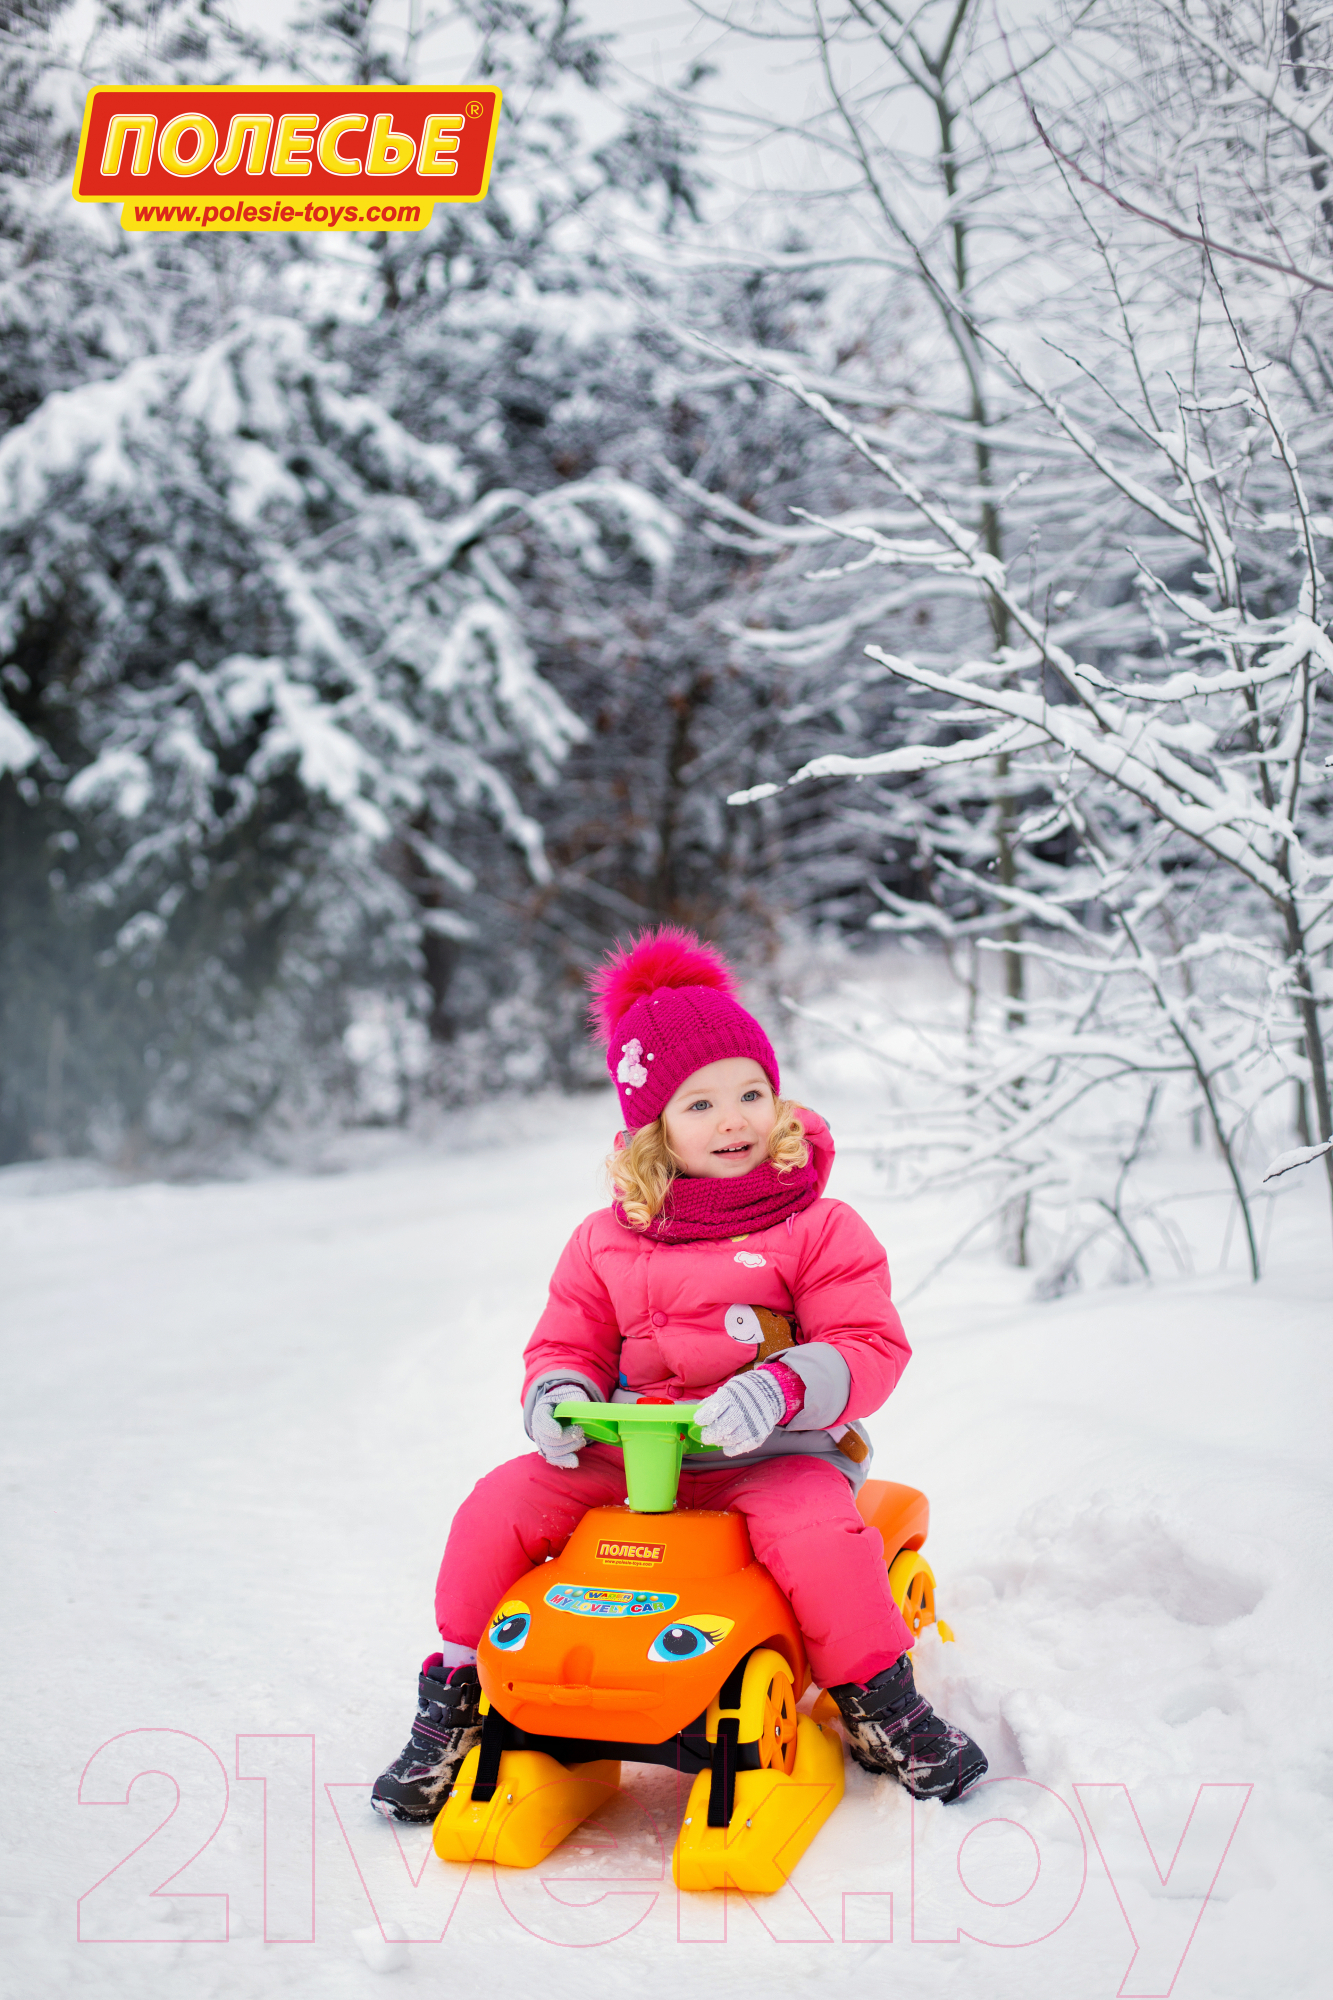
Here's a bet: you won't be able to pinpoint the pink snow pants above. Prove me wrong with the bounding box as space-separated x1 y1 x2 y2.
434 1444 913 1688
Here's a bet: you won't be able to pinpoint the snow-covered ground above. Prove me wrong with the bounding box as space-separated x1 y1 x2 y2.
2 1068 1330 1999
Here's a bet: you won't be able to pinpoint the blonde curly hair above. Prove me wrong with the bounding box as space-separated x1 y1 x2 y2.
607 1099 809 1230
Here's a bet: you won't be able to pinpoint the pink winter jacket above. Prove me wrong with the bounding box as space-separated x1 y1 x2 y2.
521 1110 910 1488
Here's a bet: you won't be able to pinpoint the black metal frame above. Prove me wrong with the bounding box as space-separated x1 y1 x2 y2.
467 1648 767 1817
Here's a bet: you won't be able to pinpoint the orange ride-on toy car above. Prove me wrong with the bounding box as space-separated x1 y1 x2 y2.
432 1401 954 1893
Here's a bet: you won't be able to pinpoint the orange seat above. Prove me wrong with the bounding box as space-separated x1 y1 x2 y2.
856 1479 929 1563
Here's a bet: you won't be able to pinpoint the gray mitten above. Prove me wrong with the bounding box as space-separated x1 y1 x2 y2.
693 1367 786 1457
530 1381 589 1469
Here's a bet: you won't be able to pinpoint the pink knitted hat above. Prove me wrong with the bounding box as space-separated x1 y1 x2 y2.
589 927 779 1130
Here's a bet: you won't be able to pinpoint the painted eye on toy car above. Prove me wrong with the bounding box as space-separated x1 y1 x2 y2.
648 1615 735 1662
489 1599 531 1651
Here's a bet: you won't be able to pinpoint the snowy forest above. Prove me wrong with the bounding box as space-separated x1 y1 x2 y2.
2 0 1331 1278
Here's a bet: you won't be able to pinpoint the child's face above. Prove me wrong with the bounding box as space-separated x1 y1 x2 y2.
661 1058 778 1178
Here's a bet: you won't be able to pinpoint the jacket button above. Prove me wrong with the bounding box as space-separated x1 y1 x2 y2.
651 1310 666 1327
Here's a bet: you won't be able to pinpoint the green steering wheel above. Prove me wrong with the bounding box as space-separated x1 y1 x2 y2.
553 1399 723 1513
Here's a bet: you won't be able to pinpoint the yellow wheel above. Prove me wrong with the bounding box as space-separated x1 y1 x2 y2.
712 1647 800 1779
888 1549 937 1637
753 1662 799 1776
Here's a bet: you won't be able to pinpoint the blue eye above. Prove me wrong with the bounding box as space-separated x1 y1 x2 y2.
490 1612 530 1651
649 1623 718 1663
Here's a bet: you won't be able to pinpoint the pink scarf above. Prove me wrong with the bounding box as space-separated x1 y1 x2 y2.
615 1108 834 1245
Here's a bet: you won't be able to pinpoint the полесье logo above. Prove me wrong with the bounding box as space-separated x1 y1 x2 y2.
596 1538 667 1567
72 85 501 232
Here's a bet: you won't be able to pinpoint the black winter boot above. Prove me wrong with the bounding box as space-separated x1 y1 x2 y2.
371 1656 482 1823
829 1653 987 1803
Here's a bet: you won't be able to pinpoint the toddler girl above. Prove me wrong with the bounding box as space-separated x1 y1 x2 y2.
372 928 985 1819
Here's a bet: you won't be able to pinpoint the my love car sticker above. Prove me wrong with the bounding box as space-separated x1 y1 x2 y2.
545 1585 678 1618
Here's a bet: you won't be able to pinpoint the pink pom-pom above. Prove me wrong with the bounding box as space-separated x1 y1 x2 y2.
589 926 736 1040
